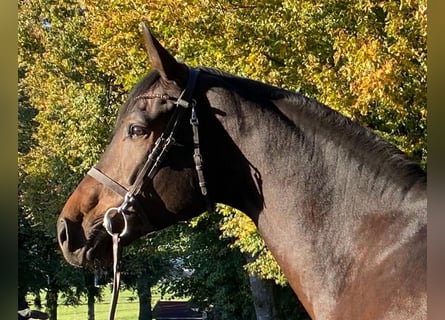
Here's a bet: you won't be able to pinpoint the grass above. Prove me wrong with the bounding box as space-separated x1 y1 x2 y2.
58 289 140 320
28 286 182 320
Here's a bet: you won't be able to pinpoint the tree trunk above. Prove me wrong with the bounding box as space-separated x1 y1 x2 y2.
45 289 58 320
244 254 278 320
137 273 152 320
248 276 279 320
85 271 97 320
87 286 95 320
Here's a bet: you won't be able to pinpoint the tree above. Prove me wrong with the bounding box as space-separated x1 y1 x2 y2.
84 0 426 164
120 229 182 320
164 213 256 320
18 196 90 320
18 1 116 318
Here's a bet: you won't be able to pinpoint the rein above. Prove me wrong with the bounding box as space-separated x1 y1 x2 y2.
87 68 212 320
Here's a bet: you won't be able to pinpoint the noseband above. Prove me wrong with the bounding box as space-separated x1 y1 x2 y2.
86 68 212 320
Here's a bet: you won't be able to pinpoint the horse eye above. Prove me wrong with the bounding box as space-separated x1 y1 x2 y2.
129 125 148 137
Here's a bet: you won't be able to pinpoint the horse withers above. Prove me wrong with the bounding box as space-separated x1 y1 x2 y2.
57 23 426 319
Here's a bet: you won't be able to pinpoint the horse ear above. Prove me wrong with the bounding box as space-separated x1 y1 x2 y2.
141 21 188 86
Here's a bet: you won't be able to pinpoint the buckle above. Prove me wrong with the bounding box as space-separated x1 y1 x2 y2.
190 105 199 125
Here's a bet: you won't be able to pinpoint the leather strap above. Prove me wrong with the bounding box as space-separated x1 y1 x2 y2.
108 233 122 320
88 167 128 197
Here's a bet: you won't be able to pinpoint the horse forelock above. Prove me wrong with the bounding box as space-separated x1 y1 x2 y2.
114 71 161 130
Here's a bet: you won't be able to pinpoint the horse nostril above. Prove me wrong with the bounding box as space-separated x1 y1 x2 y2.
57 217 85 253
57 218 68 246
57 216 89 267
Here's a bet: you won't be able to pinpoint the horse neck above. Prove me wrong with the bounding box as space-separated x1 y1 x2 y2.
205 83 426 318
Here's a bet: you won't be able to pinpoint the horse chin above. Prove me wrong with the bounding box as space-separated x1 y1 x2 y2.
79 225 141 269
85 246 113 269
60 245 87 268
60 231 114 269
61 243 112 269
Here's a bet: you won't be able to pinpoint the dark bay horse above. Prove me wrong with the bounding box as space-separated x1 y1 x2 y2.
57 23 426 319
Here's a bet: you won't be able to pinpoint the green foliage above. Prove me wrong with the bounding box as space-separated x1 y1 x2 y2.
18 206 52 295
165 214 255 320
18 202 90 308
120 225 188 290
81 0 426 167
219 205 287 286
18 0 117 311
19 0 119 232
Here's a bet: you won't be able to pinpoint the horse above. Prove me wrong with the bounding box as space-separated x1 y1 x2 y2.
57 23 427 320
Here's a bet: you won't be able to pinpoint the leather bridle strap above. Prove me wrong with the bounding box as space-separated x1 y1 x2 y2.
190 107 213 212
128 93 189 196
130 68 201 196
108 233 122 320
86 104 189 200
87 167 128 198
86 98 190 200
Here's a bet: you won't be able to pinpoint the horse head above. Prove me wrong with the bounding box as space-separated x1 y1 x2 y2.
57 24 212 268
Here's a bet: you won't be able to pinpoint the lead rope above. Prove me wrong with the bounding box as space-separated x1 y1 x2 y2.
108 233 123 320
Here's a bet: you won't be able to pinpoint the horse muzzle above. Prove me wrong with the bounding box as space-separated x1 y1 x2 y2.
57 217 113 268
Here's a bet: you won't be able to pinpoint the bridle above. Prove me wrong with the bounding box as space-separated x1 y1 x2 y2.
88 68 211 237
86 68 212 320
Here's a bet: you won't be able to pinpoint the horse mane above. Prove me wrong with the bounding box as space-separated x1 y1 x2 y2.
277 92 426 187
199 66 426 191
